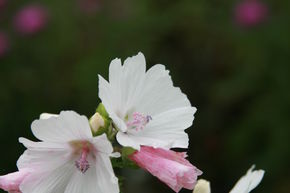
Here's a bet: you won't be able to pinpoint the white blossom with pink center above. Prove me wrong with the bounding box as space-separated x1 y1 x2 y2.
16 111 119 193
98 52 196 150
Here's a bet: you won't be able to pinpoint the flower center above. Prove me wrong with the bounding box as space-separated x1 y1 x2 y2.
126 112 152 131
75 145 90 174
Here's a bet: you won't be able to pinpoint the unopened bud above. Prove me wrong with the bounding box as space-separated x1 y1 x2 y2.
89 112 105 134
193 179 211 193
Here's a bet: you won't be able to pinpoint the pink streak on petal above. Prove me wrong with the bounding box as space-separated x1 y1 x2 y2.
13 4 48 35
0 169 30 192
234 0 268 28
129 146 202 193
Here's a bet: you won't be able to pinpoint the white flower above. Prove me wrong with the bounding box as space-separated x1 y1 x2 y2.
230 165 265 193
98 52 196 150
17 111 119 193
193 165 265 193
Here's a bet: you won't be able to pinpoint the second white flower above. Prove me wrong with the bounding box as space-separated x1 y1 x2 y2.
98 52 196 150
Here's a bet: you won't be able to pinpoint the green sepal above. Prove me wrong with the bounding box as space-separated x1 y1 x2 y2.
111 147 139 169
121 147 139 169
96 103 109 119
90 103 111 136
122 147 136 158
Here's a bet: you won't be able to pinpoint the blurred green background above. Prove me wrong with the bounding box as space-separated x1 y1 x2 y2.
1 0 290 193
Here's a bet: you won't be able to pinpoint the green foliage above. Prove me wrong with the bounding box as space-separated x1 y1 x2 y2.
111 147 139 170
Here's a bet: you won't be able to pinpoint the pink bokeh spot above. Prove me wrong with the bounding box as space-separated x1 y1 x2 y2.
13 4 48 35
234 0 268 27
129 146 202 193
0 31 9 57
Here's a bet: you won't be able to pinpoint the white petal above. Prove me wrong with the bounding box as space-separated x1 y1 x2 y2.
17 140 73 193
229 165 265 193
117 107 196 149
17 148 70 172
64 148 119 193
39 113 58 120
64 152 119 193
31 111 93 143
95 154 119 193
116 131 170 150
109 58 122 85
20 161 75 193
90 134 113 154
64 163 100 193
64 134 119 193
116 132 142 150
98 53 147 132
19 137 67 150
136 64 191 116
121 52 146 108
98 75 127 132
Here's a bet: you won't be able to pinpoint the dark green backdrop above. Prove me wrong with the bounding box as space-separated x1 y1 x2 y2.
1 0 289 193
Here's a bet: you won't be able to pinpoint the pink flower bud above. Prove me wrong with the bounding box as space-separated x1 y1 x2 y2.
234 0 268 27
13 4 48 35
0 169 30 193
129 146 202 193
0 31 9 57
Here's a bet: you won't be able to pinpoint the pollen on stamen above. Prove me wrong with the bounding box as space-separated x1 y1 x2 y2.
126 112 152 131
75 147 90 174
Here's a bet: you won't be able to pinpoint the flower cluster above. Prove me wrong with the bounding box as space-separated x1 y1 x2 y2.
0 53 264 193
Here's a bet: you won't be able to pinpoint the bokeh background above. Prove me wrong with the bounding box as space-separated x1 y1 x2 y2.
0 0 289 193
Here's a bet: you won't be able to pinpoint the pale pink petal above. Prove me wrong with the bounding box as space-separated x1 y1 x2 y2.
0 169 30 193
129 146 202 193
